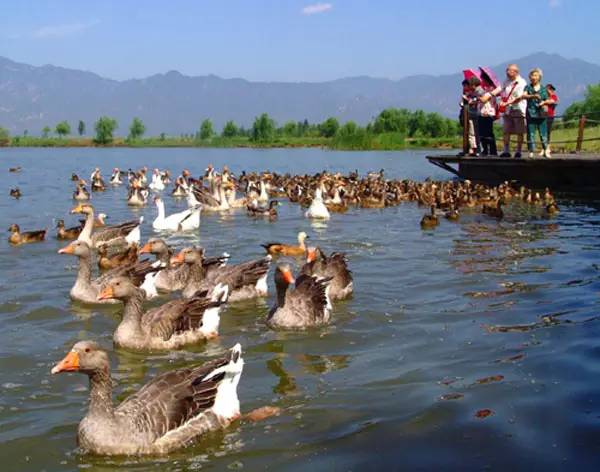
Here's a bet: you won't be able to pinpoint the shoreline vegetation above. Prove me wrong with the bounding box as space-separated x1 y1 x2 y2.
1 84 599 152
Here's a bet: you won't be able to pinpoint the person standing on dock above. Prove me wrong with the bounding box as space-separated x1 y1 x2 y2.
523 68 551 158
545 84 559 144
495 64 527 158
477 77 499 156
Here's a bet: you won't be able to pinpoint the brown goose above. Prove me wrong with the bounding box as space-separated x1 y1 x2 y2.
56 219 83 240
267 264 331 330
9 224 46 245
171 247 270 302
51 341 244 455
97 277 229 350
261 231 308 256
139 238 190 292
58 240 157 304
420 205 439 229
300 247 353 300
73 180 91 201
72 203 141 249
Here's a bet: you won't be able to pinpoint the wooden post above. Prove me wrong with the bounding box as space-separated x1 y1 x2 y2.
576 115 586 153
462 104 469 155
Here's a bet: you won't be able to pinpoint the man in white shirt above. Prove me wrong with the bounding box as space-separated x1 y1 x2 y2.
491 64 526 158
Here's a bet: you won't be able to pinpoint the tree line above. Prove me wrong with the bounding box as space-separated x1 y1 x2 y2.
1 108 461 147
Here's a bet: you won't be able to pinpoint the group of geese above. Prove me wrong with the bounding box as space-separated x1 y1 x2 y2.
6 163 557 456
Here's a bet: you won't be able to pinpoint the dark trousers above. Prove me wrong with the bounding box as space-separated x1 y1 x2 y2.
547 117 555 142
478 116 497 155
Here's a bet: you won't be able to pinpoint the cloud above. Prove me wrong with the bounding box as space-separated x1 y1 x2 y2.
302 3 333 15
31 21 99 39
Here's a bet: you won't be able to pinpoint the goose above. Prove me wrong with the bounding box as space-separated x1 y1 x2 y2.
72 203 141 249
267 264 332 329
50 341 244 455
73 180 91 201
300 247 353 300
192 183 230 212
10 187 21 199
305 187 330 220
97 277 229 350
257 180 269 204
247 200 279 218
91 170 106 192
261 231 308 256
97 244 139 271
171 247 270 302
58 240 157 304
110 168 123 185
420 205 439 229
171 176 189 197
152 195 201 232
9 224 46 245
149 169 166 191
127 180 148 206
56 219 83 240
139 238 190 292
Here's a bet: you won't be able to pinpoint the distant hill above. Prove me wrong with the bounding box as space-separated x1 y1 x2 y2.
1 52 599 136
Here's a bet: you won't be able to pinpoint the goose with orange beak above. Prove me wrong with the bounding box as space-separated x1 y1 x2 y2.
300 247 353 301
267 264 332 330
51 340 245 455
72 203 141 249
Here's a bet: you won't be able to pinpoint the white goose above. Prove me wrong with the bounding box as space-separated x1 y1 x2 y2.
305 186 331 220
152 195 201 232
149 169 166 191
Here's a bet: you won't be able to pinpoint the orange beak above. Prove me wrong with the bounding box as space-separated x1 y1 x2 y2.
307 249 317 263
282 269 295 285
97 286 115 301
170 252 185 265
139 242 152 254
58 243 75 255
51 350 80 374
70 204 84 214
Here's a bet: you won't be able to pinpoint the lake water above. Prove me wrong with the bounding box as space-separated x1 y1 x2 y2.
1 147 599 471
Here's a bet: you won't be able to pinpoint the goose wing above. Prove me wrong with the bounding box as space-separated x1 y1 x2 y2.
95 259 158 288
192 186 221 207
116 353 232 437
92 219 139 244
215 257 270 290
286 275 331 324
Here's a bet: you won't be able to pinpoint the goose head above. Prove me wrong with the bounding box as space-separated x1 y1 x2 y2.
51 340 109 375
97 276 137 301
71 203 94 215
297 231 309 245
139 238 169 256
8 223 19 234
170 246 204 266
58 240 92 258
274 264 295 291
56 219 65 229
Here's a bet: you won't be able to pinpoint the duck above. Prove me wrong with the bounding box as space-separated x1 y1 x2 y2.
10 187 21 199
97 277 229 350
149 169 166 191
139 238 190 292
300 247 353 300
50 341 244 455
545 200 560 216
261 231 309 257
9 224 46 245
247 200 279 218
72 203 141 249
56 219 83 240
444 204 460 221
152 195 201 232
70 173 79 181
58 240 157 304
97 244 139 271
73 180 91 201
171 247 271 302
420 205 439 229
9 166 21 173
305 186 331 219
110 168 123 185
267 264 332 329
483 199 504 219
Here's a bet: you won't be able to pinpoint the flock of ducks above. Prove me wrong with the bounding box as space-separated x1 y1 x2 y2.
6 163 559 456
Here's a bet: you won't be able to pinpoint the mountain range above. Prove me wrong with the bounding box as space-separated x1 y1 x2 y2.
1 52 599 136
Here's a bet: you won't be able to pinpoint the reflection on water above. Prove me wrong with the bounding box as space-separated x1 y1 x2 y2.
0 148 600 470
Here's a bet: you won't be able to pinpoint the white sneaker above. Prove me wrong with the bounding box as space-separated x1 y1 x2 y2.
528 152 534 158
538 150 545 157
545 149 552 158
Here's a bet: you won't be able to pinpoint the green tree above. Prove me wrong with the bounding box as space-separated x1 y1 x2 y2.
55 120 71 138
338 121 358 137
160 132 166 141
199 119 214 140
281 121 297 137
319 117 340 138
78 120 85 136
221 120 238 138
42 126 51 138
424 113 446 138
251 113 276 142
128 117 146 140
408 110 427 137
564 83 600 126
373 108 410 134
0 127 10 146
94 116 118 145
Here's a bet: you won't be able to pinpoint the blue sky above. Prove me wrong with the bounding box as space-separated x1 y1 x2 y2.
0 0 597 82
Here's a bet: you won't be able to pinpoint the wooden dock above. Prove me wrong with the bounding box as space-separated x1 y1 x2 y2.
426 154 600 193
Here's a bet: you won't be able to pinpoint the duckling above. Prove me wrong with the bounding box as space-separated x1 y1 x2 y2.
9 166 21 173
483 199 504 219
420 205 439 229
10 187 21 199
545 200 560 216
97 244 139 271
444 205 460 222
262 231 309 256
9 224 46 245
56 219 83 240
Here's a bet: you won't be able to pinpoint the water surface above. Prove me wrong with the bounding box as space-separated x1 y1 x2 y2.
1 148 599 471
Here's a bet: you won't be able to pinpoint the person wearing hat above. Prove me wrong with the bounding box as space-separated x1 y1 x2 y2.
545 84 559 145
